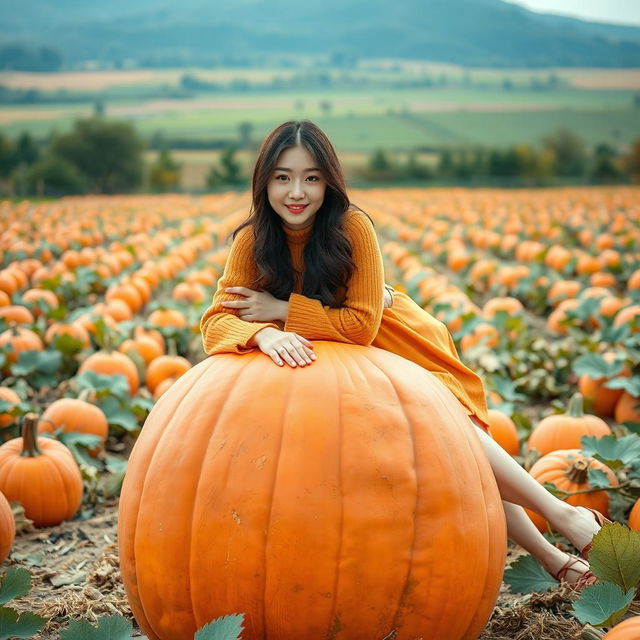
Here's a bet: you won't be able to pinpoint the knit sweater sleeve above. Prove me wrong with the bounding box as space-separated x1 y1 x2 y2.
200 226 280 355
284 211 384 345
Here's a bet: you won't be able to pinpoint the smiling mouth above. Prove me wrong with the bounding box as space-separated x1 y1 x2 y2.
286 205 308 213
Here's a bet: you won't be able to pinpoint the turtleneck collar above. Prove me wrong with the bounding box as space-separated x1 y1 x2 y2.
282 222 314 245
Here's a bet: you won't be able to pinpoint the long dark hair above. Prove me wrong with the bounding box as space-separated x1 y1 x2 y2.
233 120 361 307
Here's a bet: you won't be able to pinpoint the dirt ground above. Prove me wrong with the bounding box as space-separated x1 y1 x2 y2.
5 498 616 640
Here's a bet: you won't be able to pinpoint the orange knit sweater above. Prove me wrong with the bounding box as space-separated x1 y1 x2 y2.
200 210 385 353
200 209 490 427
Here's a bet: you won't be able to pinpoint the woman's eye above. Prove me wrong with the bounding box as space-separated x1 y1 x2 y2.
275 174 288 181
307 175 319 182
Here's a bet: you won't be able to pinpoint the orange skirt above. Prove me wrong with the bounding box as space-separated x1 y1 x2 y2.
372 292 490 431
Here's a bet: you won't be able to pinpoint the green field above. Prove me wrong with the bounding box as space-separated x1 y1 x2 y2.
1 64 640 153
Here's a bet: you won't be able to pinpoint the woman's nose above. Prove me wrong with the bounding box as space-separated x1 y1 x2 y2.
289 180 304 198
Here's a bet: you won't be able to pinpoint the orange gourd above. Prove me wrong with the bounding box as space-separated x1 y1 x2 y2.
578 352 630 418
119 343 506 640
0 491 15 562
0 387 20 429
526 449 617 533
487 409 519 456
144 354 191 394
525 393 611 459
603 616 640 639
38 395 108 456
628 499 640 532
0 413 83 527
614 392 640 425
78 350 140 395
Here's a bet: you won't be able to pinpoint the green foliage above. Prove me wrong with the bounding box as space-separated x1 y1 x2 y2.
572 353 626 379
50 117 144 193
195 614 245 640
0 569 45 639
149 149 180 192
572 583 635 627
503 554 557 594
581 434 640 470
60 615 135 640
542 128 588 177
11 350 62 389
0 569 32 605
26 156 88 196
588 524 640 592
207 146 244 187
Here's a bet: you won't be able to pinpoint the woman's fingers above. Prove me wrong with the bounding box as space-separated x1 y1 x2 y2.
221 300 250 308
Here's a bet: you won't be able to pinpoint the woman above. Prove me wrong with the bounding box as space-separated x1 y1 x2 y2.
200 120 607 587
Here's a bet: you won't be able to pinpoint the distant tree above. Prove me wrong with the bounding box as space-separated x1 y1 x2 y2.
319 100 332 116
50 117 144 193
437 149 455 178
15 132 39 166
405 153 432 180
149 149 181 192
623 139 640 184
542 128 587 177
590 144 622 184
94 101 105 117
26 156 87 196
0 44 62 71
207 145 243 187
369 149 390 172
0 134 16 179
238 121 253 148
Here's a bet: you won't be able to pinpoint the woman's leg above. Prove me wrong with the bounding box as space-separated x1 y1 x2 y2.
503 501 591 583
473 423 602 553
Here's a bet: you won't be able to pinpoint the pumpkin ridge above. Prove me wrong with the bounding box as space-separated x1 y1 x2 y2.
366 356 419 635
40 453 70 524
138 360 222 638
433 374 492 638
261 358 309 637
121 363 213 640
172 361 242 636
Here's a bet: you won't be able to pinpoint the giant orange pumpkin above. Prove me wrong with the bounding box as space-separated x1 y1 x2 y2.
119 343 506 640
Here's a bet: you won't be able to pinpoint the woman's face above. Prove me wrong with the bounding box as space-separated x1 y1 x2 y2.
267 145 327 230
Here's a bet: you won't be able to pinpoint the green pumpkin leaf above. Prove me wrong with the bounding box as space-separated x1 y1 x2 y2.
601 323 629 344
588 468 614 489
0 568 32 604
503 554 557 594
51 333 86 355
588 522 640 591
604 377 640 397
580 434 640 470
623 421 640 436
11 351 41 376
76 371 130 399
195 614 245 640
0 607 45 639
98 397 138 433
571 582 635 627
572 353 625 379
60 614 135 639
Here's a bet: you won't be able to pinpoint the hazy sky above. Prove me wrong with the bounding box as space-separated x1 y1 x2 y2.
501 0 640 26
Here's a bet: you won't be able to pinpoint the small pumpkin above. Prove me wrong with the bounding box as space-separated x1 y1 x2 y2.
628 498 640 532
0 490 15 562
38 393 108 456
145 354 191 394
0 325 44 365
487 409 519 456
603 616 640 639
525 393 611 460
578 352 630 418
0 413 83 527
614 392 640 425
0 387 20 430
78 350 140 395
526 449 617 533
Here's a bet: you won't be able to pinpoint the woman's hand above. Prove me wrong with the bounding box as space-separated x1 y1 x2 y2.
221 286 287 322
253 327 315 368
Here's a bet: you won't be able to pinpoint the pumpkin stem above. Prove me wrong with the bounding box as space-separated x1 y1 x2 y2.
565 457 589 484
566 392 585 418
168 339 178 357
78 388 96 404
20 413 41 458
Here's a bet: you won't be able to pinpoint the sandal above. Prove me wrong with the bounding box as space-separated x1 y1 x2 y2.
552 555 598 589
578 507 612 559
